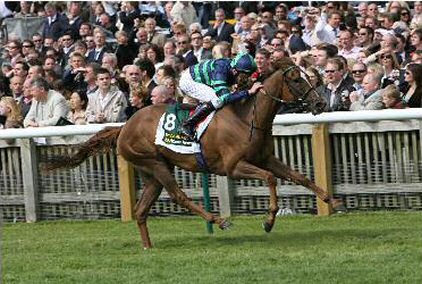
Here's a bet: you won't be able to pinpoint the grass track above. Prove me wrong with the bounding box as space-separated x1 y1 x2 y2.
3 211 422 284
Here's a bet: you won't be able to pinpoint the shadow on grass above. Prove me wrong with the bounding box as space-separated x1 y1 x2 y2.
153 226 412 250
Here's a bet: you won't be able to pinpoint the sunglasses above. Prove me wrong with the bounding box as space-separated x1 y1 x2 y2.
381 55 392 59
401 12 409 16
352 70 366 74
325 69 337 74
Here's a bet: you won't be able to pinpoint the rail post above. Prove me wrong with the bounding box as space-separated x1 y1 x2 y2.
117 154 136 221
20 138 40 222
311 124 333 216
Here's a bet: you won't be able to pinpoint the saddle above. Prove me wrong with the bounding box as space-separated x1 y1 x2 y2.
154 103 215 154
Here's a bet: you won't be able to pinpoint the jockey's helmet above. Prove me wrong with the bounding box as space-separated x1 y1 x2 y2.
230 53 257 74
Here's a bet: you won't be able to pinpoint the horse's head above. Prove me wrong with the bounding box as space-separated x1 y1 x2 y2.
268 58 326 115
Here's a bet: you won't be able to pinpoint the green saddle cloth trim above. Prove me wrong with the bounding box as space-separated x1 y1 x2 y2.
162 103 190 136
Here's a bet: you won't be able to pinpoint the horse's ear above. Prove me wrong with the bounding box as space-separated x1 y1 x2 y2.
272 57 295 71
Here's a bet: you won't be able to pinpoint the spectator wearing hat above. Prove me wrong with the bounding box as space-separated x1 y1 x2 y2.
205 9 235 43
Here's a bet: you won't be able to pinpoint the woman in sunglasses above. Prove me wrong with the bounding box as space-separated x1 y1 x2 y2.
402 63 422 108
378 51 401 88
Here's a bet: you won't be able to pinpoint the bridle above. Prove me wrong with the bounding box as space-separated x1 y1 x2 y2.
261 65 315 108
249 64 317 140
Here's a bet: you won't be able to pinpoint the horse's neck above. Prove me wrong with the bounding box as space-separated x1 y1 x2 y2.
231 82 280 131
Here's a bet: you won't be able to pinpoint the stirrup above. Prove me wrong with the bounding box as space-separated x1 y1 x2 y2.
180 123 196 140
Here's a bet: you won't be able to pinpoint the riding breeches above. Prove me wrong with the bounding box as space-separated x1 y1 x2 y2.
179 70 224 109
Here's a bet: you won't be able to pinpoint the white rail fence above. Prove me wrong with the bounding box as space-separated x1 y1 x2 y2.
1 109 422 222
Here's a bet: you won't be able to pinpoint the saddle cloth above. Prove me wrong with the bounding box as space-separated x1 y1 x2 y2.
155 103 215 154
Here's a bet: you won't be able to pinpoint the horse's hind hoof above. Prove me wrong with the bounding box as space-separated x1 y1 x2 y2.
332 199 347 213
219 220 232 230
262 222 273 233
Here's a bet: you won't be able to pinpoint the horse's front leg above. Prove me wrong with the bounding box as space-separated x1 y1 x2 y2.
229 160 279 233
134 174 163 249
264 155 344 210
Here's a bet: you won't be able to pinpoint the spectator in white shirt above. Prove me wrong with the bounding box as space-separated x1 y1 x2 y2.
315 11 342 44
338 30 361 60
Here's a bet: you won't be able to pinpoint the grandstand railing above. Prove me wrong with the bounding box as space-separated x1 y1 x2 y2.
1 109 422 222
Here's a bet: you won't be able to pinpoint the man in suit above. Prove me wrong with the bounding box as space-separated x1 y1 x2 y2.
190 32 212 62
145 17 166 47
176 34 198 67
136 59 156 107
205 8 235 43
317 58 355 112
87 31 110 64
42 2 70 41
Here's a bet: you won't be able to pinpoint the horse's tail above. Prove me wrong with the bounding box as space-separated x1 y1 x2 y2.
41 126 122 172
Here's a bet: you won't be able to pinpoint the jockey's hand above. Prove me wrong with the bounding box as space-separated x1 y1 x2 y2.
248 82 264 95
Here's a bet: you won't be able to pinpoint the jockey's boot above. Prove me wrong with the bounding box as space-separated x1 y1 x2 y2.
180 102 215 140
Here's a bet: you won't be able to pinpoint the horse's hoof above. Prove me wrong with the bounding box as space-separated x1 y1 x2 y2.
262 222 273 233
332 199 347 213
219 220 232 230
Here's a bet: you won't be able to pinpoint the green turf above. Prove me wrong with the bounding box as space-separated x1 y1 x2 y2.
2 212 422 284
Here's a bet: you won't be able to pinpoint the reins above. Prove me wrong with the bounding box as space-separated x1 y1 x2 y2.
248 65 316 141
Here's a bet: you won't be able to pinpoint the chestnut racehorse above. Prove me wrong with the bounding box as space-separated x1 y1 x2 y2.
44 58 341 249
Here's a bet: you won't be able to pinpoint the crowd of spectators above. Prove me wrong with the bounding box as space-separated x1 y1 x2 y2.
0 1 422 130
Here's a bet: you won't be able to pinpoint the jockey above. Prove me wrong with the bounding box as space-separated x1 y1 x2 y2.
179 52 263 139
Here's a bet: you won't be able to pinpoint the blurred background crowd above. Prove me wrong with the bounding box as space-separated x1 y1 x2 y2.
0 1 421 130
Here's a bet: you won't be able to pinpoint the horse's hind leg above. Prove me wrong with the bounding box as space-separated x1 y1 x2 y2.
150 161 229 229
134 173 163 249
264 155 344 210
229 160 279 233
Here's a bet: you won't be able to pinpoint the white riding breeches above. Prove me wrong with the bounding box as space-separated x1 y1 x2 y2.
179 70 224 109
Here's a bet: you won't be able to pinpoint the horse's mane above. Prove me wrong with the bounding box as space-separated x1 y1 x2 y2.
230 57 296 119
